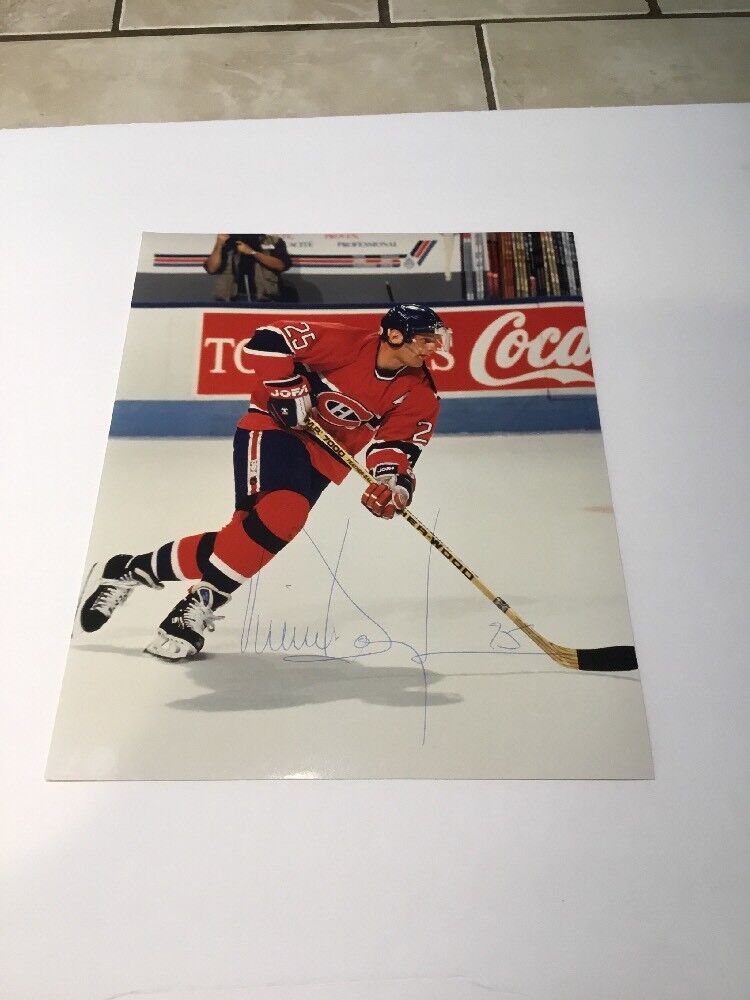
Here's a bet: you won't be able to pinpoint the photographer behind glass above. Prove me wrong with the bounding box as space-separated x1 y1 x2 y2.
204 233 292 302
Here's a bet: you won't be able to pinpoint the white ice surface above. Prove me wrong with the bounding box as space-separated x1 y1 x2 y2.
47 432 650 780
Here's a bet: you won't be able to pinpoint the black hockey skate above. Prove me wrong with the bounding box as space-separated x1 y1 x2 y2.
144 584 229 661
79 554 163 633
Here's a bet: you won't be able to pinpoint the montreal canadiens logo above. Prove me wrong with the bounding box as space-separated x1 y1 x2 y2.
316 391 374 428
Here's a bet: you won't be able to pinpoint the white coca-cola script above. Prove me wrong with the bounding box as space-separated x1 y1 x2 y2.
468 311 593 388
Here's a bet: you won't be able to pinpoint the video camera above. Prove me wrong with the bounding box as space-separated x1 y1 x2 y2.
225 234 263 252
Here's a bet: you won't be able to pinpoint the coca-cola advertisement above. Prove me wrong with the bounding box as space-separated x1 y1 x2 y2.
50 229 650 787
197 303 593 397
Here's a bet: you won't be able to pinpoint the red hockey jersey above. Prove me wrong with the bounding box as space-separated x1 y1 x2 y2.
236 319 440 484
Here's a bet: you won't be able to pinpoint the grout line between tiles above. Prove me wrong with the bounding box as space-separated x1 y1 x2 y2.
475 24 497 112
0 30 111 42
111 0 124 33
0 10 747 44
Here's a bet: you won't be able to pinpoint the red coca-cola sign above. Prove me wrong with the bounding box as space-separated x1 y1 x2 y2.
197 304 593 396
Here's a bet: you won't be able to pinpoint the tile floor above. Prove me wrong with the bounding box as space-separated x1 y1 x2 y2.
0 1 748 126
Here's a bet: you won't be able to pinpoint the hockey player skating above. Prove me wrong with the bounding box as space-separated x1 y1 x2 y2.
79 304 449 661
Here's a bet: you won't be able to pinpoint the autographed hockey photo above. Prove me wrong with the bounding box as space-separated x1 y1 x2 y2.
47 232 652 780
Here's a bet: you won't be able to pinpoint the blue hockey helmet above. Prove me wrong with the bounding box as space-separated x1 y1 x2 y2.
380 303 450 348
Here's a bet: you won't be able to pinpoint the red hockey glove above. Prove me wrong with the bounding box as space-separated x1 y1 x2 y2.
265 374 313 429
361 469 415 520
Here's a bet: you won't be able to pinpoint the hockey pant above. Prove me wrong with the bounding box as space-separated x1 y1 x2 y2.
137 429 330 595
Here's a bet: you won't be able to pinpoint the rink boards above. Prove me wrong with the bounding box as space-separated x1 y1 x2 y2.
112 304 600 436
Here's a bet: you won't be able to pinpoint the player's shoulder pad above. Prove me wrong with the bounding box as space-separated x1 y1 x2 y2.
309 322 372 358
244 325 292 356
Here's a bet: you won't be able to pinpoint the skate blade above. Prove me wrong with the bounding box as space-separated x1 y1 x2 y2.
144 629 199 661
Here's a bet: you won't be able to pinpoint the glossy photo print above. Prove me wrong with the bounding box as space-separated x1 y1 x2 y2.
47 231 652 779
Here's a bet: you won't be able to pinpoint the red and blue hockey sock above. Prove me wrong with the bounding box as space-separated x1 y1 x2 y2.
127 490 311 595
127 533 217 585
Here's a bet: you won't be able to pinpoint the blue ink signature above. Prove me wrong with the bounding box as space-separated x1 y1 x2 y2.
241 519 531 668
241 576 339 657
240 514 536 744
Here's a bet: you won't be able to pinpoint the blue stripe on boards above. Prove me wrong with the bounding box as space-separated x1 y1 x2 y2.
109 395 600 437
437 394 600 434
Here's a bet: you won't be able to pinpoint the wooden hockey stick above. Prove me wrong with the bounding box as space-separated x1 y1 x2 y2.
305 416 638 672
